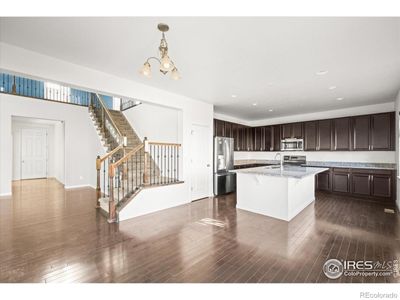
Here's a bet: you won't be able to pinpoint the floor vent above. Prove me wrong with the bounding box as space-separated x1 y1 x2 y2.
384 208 395 214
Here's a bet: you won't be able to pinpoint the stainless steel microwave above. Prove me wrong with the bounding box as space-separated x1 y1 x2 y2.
281 138 304 151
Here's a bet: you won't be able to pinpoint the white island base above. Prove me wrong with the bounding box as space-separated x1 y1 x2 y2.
236 171 319 222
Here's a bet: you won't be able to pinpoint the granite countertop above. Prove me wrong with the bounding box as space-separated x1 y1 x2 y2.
301 161 396 170
234 160 396 170
231 165 329 179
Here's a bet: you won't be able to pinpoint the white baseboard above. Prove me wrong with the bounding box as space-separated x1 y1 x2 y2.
65 184 95 190
0 193 12 197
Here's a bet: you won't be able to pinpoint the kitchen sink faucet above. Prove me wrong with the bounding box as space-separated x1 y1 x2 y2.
274 153 283 170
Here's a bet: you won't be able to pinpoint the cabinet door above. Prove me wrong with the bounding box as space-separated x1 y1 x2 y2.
232 123 240 151
214 119 225 137
264 126 273 151
332 171 350 193
238 126 247 151
254 127 264 151
371 174 392 198
304 121 317 151
316 170 331 191
370 113 392 150
333 117 351 150
317 120 332 151
273 125 281 151
281 124 292 139
352 173 371 196
224 122 232 138
246 127 254 151
292 122 303 139
352 115 370 151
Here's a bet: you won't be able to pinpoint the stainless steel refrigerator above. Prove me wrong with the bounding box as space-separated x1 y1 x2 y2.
213 136 236 196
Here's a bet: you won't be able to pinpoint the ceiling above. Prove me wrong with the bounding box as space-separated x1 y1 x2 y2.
1 17 400 121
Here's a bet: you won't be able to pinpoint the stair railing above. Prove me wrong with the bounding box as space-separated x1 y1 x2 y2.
102 138 182 223
90 93 125 149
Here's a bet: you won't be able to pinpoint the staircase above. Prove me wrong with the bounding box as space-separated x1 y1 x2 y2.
89 93 181 223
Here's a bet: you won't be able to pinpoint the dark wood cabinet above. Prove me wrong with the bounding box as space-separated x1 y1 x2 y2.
316 167 395 202
224 122 232 138
332 169 350 193
316 170 331 191
352 115 370 151
304 121 317 151
254 127 263 151
352 173 371 196
213 111 394 152
272 125 281 151
371 174 392 198
214 119 225 137
281 123 303 139
317 120 332 151
370 113 393 151
333 117 351 150
264 126 273 151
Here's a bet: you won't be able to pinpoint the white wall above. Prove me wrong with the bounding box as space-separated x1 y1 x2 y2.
123 102 181 143
0 94 105 195
0 42 214 210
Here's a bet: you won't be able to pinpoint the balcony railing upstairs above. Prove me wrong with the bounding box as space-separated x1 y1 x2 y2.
0 72 142 111
96 138 182 223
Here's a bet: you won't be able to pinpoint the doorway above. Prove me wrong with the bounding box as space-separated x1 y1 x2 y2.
12 116 65 184
190 124 211 201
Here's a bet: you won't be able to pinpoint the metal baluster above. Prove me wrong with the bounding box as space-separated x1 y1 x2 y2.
168 146 171 183
177 147 179 181
103 160 106 197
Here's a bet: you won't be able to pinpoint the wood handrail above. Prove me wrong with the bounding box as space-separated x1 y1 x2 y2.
109 144 144 175
95 93 123 140
148 141 181 147
98 144 124 163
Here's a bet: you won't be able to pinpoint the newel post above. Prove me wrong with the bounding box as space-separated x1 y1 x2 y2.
108 164 117 223
143 137 149 185
96 155 101 208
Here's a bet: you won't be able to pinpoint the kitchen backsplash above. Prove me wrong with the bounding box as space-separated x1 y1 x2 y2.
234 151 396 164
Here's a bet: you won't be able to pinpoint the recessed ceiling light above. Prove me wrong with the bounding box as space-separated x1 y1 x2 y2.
336 97 344 101
328 86 337 90
316 70 328 76
268 109 273 112
252 103 258 106
231 94 238 98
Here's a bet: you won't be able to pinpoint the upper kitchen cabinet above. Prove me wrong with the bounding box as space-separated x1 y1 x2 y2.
317 119 332 151
214 119 225 137
333 117 351 151
272 125 281 151
281 122 303 139
370 112 394 151
232 123 240 151
304 121 317 151
245 127 254 151
254 126 273 151
254 127 264 151
352 115 370 151
224 122 233 138
264 126 273 151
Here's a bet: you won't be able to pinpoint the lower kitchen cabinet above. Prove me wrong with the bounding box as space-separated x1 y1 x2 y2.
316 171 331 191
371 174 392 198
316 167 395 202
351 173 371 196
332 169 350 193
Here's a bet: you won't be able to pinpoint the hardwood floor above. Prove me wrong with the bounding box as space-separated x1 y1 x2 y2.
0 178 399 283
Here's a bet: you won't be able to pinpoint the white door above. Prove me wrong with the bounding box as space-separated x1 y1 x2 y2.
190 124 211 200
21 129 47 179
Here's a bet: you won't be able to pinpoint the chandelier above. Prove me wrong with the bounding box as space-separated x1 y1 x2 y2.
139 23 181 80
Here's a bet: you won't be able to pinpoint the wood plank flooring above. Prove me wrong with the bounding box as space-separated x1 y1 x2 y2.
0 178 399 283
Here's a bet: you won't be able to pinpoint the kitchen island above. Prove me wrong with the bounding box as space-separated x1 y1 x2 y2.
233 165 329 221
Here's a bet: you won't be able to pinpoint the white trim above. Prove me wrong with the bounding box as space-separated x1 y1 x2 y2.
64 184 95 190
0 193 12 197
